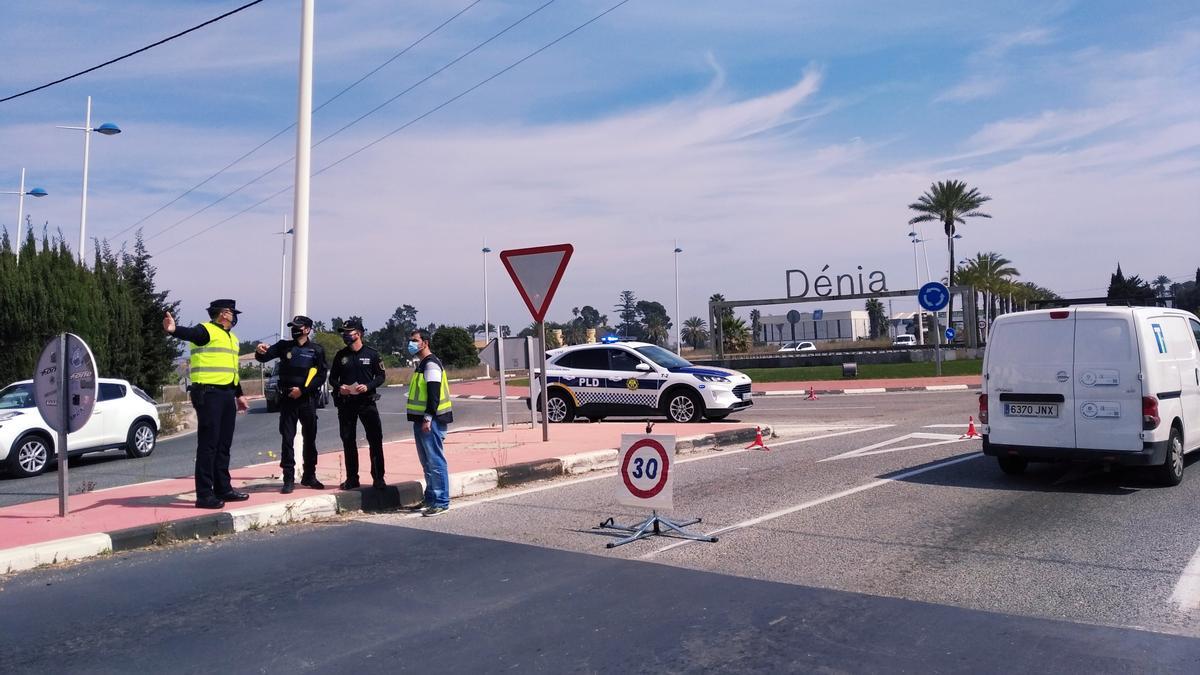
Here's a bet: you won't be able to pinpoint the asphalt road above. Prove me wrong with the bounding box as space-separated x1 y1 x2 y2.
0 388 519 508
5 390 1200 671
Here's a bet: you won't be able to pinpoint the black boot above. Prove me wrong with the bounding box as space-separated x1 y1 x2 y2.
281 472 295 494
300 474 325 490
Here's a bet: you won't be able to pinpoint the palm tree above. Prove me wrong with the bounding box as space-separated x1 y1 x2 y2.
720 315 750 353
958 252 1019 322
682 316 708 349
749 309 762 344
1152 275 1172 298
908 180 992 328
708 293 732 321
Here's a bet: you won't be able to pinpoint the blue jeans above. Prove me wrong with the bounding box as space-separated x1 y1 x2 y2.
413 418 449 507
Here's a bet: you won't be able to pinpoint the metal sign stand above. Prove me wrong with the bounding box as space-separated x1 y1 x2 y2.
56 334 69 517
538 321 549 441
596 511 717 549
526 336 537 428
496 334 508 431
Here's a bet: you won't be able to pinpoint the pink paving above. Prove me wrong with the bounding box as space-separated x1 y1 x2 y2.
450 375 980 397
0 421 750 550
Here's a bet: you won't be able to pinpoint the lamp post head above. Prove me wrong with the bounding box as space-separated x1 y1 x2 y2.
27 187 48 197
674 247 683 254
94 122 121 136
952 234 963 240
906 231 917 237
482 246 492 254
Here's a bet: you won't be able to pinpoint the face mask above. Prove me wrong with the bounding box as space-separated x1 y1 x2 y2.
406 340 420 355
291 327 305 339
342 333 357 346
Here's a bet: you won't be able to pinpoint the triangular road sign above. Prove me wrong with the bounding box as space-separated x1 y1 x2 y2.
500 244 573 323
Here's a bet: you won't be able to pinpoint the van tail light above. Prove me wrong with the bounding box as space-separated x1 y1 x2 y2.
1142 396 1160 430
1049 311 1070 319
978 394 988 424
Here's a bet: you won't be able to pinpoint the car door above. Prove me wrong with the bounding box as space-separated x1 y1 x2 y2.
985 312 1076 449
1182 317 1200 450
96 382 131 444
65 384 115 450
552 348 611 415
606 348 662 414
1073 316 1141 452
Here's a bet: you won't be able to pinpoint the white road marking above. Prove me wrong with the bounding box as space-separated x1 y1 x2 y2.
1170 542 1200 612
675 425 895 464
927 384 970 391
644 452 983 558
819 433 966 462
750 405 877 411
924 424 968 428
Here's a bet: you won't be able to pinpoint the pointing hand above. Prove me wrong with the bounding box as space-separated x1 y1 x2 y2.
256 343 269 355
163 311 176 334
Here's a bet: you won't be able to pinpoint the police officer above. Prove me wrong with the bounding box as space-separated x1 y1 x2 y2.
255 315 328 494
163 299 250 509
328 319 387 489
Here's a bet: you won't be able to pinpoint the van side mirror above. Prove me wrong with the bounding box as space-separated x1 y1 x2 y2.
635 363 651 372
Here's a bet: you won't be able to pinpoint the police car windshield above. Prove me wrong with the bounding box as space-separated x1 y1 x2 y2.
0 383 34 409
634 345 691 370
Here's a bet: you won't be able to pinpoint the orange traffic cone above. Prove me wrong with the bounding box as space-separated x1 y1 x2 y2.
746 426 770 451
960 416 981 440
804 385 819 401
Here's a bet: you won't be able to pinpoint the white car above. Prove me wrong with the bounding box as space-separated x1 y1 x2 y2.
531 341 753 423
778 341 817 352
0 378 160 478
892 334 917 346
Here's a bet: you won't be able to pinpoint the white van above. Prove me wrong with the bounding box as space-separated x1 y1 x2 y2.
980 306 1200 485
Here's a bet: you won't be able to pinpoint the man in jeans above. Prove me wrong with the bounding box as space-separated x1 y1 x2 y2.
405 329 453 516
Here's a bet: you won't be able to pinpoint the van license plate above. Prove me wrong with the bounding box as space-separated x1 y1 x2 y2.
1004 403 1059 418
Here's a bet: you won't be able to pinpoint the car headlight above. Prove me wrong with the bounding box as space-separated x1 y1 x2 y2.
694 374 730 383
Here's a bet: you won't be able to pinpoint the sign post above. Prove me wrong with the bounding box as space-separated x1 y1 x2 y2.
499 243 574 442
34 333 98 517
594 434 718 548
918 282 950 377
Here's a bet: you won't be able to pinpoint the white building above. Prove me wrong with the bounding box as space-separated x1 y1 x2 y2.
760 310 870 343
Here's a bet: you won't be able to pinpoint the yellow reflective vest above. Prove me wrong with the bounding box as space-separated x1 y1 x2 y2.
407 358 452 418
189 322 241 386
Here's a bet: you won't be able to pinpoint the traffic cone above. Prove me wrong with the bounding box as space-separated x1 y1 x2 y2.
960 416 981 440
804 385 819 401
746 426 770 451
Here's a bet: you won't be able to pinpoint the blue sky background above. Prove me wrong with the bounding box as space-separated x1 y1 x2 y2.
1 0 1198 342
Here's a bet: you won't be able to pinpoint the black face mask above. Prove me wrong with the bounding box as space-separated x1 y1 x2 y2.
291 327 305 339
342 333 356 346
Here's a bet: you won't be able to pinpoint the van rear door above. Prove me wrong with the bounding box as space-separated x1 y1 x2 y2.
986 312 1076 448
1073 315 1141 452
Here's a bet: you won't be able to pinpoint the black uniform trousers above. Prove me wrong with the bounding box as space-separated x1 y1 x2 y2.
190 385 236 498
278 395 319 480
337 397 384 482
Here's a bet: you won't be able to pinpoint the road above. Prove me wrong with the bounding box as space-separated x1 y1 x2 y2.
4 390 1200 671
0 388 521 507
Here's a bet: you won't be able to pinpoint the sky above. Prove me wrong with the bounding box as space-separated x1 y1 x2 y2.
1 0 1198 343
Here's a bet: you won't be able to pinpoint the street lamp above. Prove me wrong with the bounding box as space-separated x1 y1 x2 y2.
907 231 927 345
2 168 48 264
947 232 962 330
275 216 294 338
56 96 121 263
673 241 683 355
482 243 492 377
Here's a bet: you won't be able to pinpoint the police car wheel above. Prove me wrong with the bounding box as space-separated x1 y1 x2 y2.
664 389 703 423
546 391 575 423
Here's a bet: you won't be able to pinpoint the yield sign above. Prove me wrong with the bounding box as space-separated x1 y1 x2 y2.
500 244 573 322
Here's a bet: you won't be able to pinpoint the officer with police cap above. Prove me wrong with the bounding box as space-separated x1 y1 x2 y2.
255 315 329 493
164 299 250 509
328 318 387 489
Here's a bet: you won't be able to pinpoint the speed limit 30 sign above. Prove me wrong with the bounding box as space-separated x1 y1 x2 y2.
617 434 675 510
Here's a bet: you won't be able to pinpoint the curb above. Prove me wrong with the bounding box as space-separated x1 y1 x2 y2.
1 426 766 575
754 384 980 396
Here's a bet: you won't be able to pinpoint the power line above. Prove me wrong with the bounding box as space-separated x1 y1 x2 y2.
147 0 559 244
113 0 486 241
156 0 633 255
0 0 268 104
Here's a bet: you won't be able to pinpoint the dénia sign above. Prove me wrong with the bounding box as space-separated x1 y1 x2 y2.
786 266 888 298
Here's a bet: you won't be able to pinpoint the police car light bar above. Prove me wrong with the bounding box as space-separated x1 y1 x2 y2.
601 335 621 343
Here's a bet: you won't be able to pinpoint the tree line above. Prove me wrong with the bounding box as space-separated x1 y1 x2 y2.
0 228 178 392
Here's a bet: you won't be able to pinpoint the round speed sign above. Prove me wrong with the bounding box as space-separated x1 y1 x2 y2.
620 438 671 499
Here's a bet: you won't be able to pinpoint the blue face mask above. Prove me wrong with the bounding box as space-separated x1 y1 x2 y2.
406 340 420 355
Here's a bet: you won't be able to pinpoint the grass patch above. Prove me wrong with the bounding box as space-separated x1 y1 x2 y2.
741 359 981 382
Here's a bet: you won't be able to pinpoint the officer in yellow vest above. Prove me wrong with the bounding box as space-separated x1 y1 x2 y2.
164 299 250 509
406 329 452 516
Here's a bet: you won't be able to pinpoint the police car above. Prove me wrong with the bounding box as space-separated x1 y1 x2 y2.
531 340 753 423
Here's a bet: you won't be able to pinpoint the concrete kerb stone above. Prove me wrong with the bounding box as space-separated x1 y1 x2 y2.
1 533 114 574
226 495 340 532
496 459 565 488
561 449 620 475
451 469 499 498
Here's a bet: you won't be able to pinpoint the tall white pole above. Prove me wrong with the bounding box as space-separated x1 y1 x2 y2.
290 0 315 319
674 240 681 355
280 214 288 339
913 240 923 345
15 168 25 264
78 96 92 263
483 243 491 378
